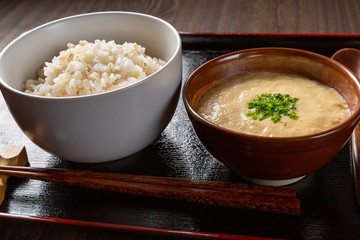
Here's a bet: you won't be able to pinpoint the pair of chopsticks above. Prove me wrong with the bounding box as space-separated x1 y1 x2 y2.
0 146 300 215
0 165 300 215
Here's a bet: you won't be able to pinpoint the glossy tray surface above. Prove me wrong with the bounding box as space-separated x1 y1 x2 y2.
1 33 360 240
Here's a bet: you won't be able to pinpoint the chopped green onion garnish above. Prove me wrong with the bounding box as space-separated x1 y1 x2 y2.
246 93 299 124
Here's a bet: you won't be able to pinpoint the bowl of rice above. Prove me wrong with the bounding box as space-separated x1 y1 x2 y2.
0 12 182 163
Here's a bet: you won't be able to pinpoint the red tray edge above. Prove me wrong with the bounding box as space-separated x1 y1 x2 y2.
179 31 360 38
0 212 285 240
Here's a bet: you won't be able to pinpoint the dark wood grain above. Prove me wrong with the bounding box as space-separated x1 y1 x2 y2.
2 0 360 51
1 0 360 239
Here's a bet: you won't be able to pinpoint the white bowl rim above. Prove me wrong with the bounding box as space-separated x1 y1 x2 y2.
0 11 181 100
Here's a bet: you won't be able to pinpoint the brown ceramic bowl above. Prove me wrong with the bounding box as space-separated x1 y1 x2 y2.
183 47 360 186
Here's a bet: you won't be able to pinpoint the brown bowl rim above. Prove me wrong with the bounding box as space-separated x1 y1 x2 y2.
183 47 360 142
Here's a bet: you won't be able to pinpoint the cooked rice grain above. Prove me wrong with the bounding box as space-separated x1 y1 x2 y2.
24 40 166 97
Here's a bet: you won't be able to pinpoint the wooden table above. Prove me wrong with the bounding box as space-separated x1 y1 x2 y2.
1 0 360 239
2 0 360 51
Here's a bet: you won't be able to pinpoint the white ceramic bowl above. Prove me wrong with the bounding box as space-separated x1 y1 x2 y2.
0 12 182 163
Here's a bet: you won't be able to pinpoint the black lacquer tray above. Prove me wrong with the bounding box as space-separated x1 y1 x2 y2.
1 33 360 240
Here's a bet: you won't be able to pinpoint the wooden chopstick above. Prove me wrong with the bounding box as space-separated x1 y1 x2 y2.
0 165 300 215
0 165 296 197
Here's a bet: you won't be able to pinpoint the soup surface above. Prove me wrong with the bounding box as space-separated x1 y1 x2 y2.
196 72 350 137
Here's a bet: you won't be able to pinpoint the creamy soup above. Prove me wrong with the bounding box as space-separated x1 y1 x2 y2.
196 72 350 137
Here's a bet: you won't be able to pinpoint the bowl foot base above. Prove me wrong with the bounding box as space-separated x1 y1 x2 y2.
240 175 306 186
